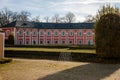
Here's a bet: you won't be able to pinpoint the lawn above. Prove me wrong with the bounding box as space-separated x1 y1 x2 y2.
5 47 96 54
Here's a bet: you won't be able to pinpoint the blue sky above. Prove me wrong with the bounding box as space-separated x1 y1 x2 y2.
0 0 120 22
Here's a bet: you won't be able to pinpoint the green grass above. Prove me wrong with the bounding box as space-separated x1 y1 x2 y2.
5 47 96 54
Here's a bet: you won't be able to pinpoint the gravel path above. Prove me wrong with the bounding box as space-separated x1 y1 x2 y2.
0 59 120 80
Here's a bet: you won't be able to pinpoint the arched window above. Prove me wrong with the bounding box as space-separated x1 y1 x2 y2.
19 40 23 45
62 31 65 36
88 40 91 45
54 31 58 36
33 40 36 45
87 31 91 36
19 30 23 36
78 32 82 36
47 31 51 36
40 31 43 36
69 31 73 36
79 40 82 44
26 40 29 45
26 30 30 36
6 30 10 36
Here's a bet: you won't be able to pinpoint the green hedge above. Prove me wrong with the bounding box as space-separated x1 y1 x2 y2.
0 58 12 64
5 44 95 49
5 50 96 62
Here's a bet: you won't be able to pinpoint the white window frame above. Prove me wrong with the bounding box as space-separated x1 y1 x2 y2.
61 31 65 36
19 30 23 36
32 30 37 36
87 31 91 36
26 40 29 45
78 31 82 36
69 31 73 36
54 31 58 36
47 40 50 44
79 40 82 44
47 31 51 36
19 40 23 45
62 40 65 44
69 40 73 44
26 30 30 36
40 40 43 44
54 40 58 44
6 30 10 36
39 31 44 36
33 40 36 45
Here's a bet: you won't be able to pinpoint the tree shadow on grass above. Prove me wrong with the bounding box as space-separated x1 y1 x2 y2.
38 63 120 80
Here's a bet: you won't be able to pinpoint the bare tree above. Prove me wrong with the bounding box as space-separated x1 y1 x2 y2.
19 11 31 21
52 14 60 23
32 16 41 22
0 8 13 26
44 16 50 23
59 17 66 23
65 12 76 23
84 15 95 22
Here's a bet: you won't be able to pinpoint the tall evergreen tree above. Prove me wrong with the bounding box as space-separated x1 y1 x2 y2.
95 4 120 58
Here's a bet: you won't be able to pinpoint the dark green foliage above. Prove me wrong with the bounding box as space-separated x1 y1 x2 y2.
95 13 120 58
0 58 12 64
5 44 95 49
5 50 96 62
8 34 14 44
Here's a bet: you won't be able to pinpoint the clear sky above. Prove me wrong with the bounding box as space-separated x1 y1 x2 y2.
0 0 120 22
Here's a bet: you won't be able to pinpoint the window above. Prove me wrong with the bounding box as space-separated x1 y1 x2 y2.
19 40 23 45
69 40 73 44
26 40 29 45
62 31 65 36
6 30 10 36
88 40 91 45
19 30 23 35
78 32 82 36
79 40 82 44
54 40 58 44
32 30 37 36
54 31 58 36
26 30 30 36
47 40 50 44
47 31 51 36
40 40 43 44
69 32 73 36
87 31 91 36
62 40 65 44
40 31 43 36
33 40 36 45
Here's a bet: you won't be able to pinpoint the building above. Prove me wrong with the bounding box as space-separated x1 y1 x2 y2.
0 31 4 59
0 21 94 45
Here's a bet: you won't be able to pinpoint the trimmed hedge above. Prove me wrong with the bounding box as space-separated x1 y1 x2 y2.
5 50 96 62
5 44 95 49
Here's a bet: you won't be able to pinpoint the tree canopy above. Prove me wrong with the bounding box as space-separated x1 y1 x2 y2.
95 4 120 58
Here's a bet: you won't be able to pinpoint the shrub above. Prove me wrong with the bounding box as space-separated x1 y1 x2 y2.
0 58 12 64
7 34 14 45
95 13 120 58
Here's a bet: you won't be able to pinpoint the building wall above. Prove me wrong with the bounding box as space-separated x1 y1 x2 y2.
1 27 15 40
15 28 95 45
0 32 4 59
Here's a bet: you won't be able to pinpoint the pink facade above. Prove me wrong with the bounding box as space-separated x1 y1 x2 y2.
14 28 94 45
0 22 95 45
1 27 14 40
